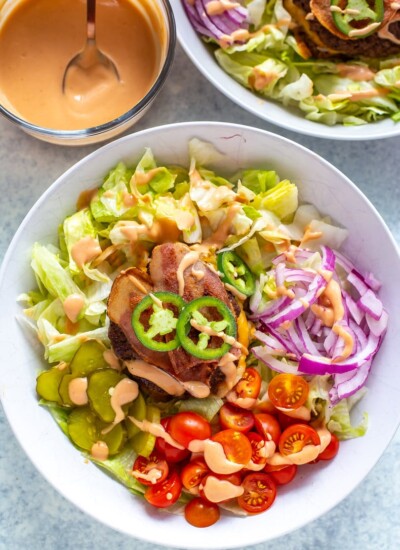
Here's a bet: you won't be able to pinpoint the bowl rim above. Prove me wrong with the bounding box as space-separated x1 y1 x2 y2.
171 0 400 141
0 0 176 141
1 121 400 548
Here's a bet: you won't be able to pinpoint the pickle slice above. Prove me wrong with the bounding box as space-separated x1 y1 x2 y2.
125 391 146 439
70 340 108 376
87 368 125 423
131 404 160 457
68 406 126 455
58 373 78 407
36 364 70 404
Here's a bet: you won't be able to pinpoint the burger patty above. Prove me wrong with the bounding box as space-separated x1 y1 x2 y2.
284 0 400 58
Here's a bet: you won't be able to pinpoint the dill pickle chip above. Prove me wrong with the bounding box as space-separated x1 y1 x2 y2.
99 422 127 455
68 406 126 455
70 340 108 376
131 431 156 458
58 373 78 407
87 369 125 423
36 364 70 404
125 392 146 439
131 404 160 457
68 406 98 451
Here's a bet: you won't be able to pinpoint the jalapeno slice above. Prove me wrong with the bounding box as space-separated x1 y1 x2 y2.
176 296 237 360
330 0 384 39
132 291 186 352
217 251 255 297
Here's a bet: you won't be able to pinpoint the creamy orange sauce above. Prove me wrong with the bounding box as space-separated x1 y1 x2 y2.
63 293 85 323
336 64 375 81
110 378 139 425
91 440 109 461
206 0 240 17
0 0 165 130
126 359 186 397
103 349 122 371
71 236 102 269
200 475 244 503
177 251 200 295
203 440 244 474
128 417 185 450
276 405 311 421
332 323 355 362
68 376 88 406
131 467 163 484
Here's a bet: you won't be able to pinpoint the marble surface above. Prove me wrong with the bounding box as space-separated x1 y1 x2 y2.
1 44 400 550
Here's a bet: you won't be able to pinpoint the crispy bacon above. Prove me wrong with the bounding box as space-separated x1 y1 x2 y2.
107 245 240 396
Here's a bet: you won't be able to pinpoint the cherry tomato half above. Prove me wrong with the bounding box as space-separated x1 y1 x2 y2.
267 464 297 485
319 433 340 461
254 413 281 446
181 458 210 491
247 432 268 466
184 497 220 528
238 473 277 514
279 424 320 456
155 417 190 463
144 471 182 508
132 452 169 486
219 403 255 433
167 412 211 449
234 368 262 400
277 410 307 431
212 429 252 465
268 374 309 410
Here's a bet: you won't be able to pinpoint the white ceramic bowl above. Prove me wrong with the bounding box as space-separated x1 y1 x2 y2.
171 0 400 141
0 122 399 548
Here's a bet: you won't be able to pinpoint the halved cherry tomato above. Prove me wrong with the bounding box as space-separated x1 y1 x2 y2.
267 464 297 485
181 458 210 491
319 433 340 461
268 374 309 410
211 429 252 465
279 424 320 456
219 403 255 433
247 432 268 466
155 417 190 463
132 452 169 486
237 473 277 514
167 412 211 449
277 410 307 431
144 471 182 508
254 413 281 446
234 368 262 400
184 497 220 528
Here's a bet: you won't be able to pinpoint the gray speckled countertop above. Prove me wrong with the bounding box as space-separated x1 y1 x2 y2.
1 44 400 550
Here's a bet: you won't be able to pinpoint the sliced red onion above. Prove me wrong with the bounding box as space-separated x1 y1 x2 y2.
364 272 382 292
264 247 335 329
333 359 372 402
343 290 364 325
252 346 301 375
254 330 288 356
184 0 249 44
357 288 383 320
347 270 369 297
249 295 291 320
366 309 388 337
295 316 321 356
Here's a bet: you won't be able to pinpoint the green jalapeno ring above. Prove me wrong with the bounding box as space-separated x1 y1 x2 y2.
176 296 237 360
330 0 384 39
217 250 255 297
132 291 186 352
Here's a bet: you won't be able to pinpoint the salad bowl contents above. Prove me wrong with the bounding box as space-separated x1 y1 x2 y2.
1 123 399 547
173 0 400 139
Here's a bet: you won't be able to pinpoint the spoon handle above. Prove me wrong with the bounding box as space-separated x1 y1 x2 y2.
87 0 96 43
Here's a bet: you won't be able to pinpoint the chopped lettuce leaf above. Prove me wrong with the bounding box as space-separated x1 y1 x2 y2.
253 180 298 220
327 388 368 440
63 208 100 273
175 396 224 422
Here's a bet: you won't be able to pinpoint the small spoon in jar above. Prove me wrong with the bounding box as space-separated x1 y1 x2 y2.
62 0 120 102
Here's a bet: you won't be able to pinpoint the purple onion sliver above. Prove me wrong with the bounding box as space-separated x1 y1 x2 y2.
343 290 364 325
364 271 382 292
357 288 383 320
366 309 388 337
348 270 369 297
252 347 301 375
295 316 321 356
336 360 372 400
